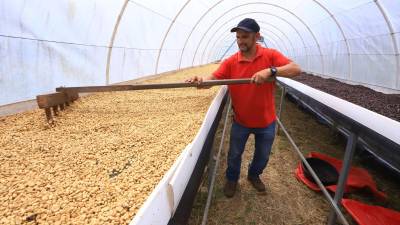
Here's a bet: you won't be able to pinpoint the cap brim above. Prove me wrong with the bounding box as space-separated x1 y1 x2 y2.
230 26 254 33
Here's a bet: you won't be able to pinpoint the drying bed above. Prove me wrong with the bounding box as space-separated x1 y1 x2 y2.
0 65 219 225
292 73 400 122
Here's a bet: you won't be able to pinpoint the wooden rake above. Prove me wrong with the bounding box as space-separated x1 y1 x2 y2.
36 78 274 122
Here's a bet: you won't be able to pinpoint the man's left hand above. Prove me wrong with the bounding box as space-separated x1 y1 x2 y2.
251 69 271 84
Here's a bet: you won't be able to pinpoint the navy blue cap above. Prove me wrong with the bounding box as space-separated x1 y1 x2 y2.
230 18 260 33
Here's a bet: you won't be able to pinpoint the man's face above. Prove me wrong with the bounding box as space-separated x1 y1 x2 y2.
236 30 259 53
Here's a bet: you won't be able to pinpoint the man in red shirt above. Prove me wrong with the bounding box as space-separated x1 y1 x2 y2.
187 18 301 197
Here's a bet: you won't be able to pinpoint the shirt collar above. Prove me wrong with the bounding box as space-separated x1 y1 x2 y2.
238 44 263 63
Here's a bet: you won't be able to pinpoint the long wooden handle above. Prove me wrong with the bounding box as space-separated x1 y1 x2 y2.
56 78 275 93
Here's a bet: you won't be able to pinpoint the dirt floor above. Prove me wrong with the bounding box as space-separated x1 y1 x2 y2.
189 87 400 225
292 73 400 122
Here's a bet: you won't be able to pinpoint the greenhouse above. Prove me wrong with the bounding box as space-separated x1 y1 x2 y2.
0 0 399 225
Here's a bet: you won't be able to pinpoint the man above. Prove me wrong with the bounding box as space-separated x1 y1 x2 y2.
187 18 301 198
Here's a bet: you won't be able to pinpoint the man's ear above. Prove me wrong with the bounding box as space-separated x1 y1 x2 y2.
255 32 261 41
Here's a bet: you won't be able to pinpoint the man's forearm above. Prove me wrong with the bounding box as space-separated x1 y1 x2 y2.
276 62 301 78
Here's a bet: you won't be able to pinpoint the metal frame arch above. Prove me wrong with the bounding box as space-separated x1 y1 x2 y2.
257 29 291 55
198 12 305 65
259 30 289 54
205 25 291 61
214 39 236 61
178 1 314 70
206 19 298 63
154 0 191 75
104 0 192 83
207 16 306 61
213 40 232 61
215 31 282 61
209 31 274 61
177 0 224 69
257 21 296 55
311 0 352 78
217 39 237 60
374 0 400 89
212 30 283 62
210 32 287 64
205 21 294 62
196 11 309 68
258 30 289 53
105 0 129 85
214 31 279 60
212 32 285 62
180 0 359 75
189 2 324 72
204 26 291 65
104 0 354 85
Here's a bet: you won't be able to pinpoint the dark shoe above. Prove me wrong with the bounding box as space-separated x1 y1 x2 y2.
247 176 266 192
224 180 237 198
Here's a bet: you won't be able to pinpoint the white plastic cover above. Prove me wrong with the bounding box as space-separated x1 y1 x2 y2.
1 0 400 106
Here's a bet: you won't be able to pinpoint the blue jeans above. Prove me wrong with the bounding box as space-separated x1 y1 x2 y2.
226 121 276 181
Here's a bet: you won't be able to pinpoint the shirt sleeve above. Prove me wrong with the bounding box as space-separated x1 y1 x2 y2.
212 59 231 79
271 49 292 67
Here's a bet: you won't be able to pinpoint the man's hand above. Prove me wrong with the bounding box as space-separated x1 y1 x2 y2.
251 69 272 84
251 62 302 84
185 75 216 89
185 76 211 89
185 76 204 85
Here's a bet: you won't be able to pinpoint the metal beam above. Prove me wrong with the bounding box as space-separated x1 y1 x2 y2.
374 0 400 89
154 0 192 75
311 0 352 79
209 23 296 62
189 2 324 72
211 29 290 62
206 18 298 62
212 25 292 60
105 0 129 85
199 12 309 67
257 21 297 55
178 0 224 69
178 2 312 70
327 133 358 225
200 19 292 62
218 39 236 61
276 117 350 225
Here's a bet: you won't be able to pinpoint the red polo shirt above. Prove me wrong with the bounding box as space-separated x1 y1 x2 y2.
213 45 291 128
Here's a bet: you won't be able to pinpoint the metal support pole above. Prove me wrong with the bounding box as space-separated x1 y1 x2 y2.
201 99 232 225
206 150 216 193
219 40 236 61
262 40 268 48
327 132 358 225
105 0 129 85
276 85 286 135
276 118 350 225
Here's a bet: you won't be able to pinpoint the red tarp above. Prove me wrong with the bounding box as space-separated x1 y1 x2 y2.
342 199 400 225
295 152 386 201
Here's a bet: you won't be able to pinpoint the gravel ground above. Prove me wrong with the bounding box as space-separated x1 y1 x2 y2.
0 64 219 225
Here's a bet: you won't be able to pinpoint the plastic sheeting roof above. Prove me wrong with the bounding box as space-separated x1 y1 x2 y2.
1 0 399 106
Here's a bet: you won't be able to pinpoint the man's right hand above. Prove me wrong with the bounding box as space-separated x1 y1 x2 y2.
185 76 212 89
185 76 204 84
